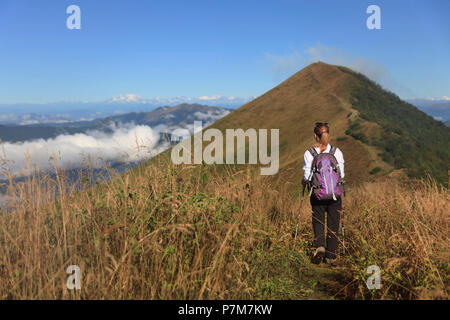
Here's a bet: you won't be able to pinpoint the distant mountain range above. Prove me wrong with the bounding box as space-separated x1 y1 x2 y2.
0 95 251 125
407 98 450 123
0 103 230 143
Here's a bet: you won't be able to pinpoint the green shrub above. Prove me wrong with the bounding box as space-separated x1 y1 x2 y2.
345 119 369 144
369 167 382 175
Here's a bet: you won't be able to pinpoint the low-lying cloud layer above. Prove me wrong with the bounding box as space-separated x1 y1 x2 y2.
1 123 164 176
0 110 228 177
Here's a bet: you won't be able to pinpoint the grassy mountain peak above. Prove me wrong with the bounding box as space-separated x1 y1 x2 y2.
211 61 450 186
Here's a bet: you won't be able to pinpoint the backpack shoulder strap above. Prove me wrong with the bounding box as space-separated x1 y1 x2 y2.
308 147 319 158
329 145 337 155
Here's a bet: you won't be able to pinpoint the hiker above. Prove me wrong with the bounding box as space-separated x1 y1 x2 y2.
302 122 345 266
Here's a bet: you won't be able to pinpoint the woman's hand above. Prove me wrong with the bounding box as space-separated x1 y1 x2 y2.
302 179 309 189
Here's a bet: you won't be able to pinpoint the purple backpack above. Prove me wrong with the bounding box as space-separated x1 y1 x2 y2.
308 146 344 201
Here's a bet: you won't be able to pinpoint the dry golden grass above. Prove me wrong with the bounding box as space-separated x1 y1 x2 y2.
0 157 448 300
341 177 449 299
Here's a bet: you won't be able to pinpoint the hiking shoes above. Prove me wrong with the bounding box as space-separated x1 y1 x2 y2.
311 246 325 265
325 258 337 267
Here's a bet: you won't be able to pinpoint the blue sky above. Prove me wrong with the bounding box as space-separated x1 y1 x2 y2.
0 0 449 104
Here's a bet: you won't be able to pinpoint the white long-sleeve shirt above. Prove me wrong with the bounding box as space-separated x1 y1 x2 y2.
302 144 345 181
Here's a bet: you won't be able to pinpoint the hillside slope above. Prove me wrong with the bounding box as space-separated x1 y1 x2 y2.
209 62 449 186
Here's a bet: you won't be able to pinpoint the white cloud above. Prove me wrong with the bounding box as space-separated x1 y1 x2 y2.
265 51 303 81
46 120 71 124
304 44 387 85
0 112 84 125
193 110 230 121
171 128 190 140
265 44 414 97
19 120 40 125
111 94 144 103
426 96 450 101
0 113 19 122
162 114 175 120
0 123 165 176
198 95 222 101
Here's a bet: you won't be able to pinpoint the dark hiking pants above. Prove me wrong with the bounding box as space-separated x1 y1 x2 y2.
311 196 342 260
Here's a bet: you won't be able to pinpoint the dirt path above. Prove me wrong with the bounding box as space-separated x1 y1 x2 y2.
305 264 357 299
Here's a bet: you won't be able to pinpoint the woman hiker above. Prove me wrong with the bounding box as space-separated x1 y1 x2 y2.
302 122 345 266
